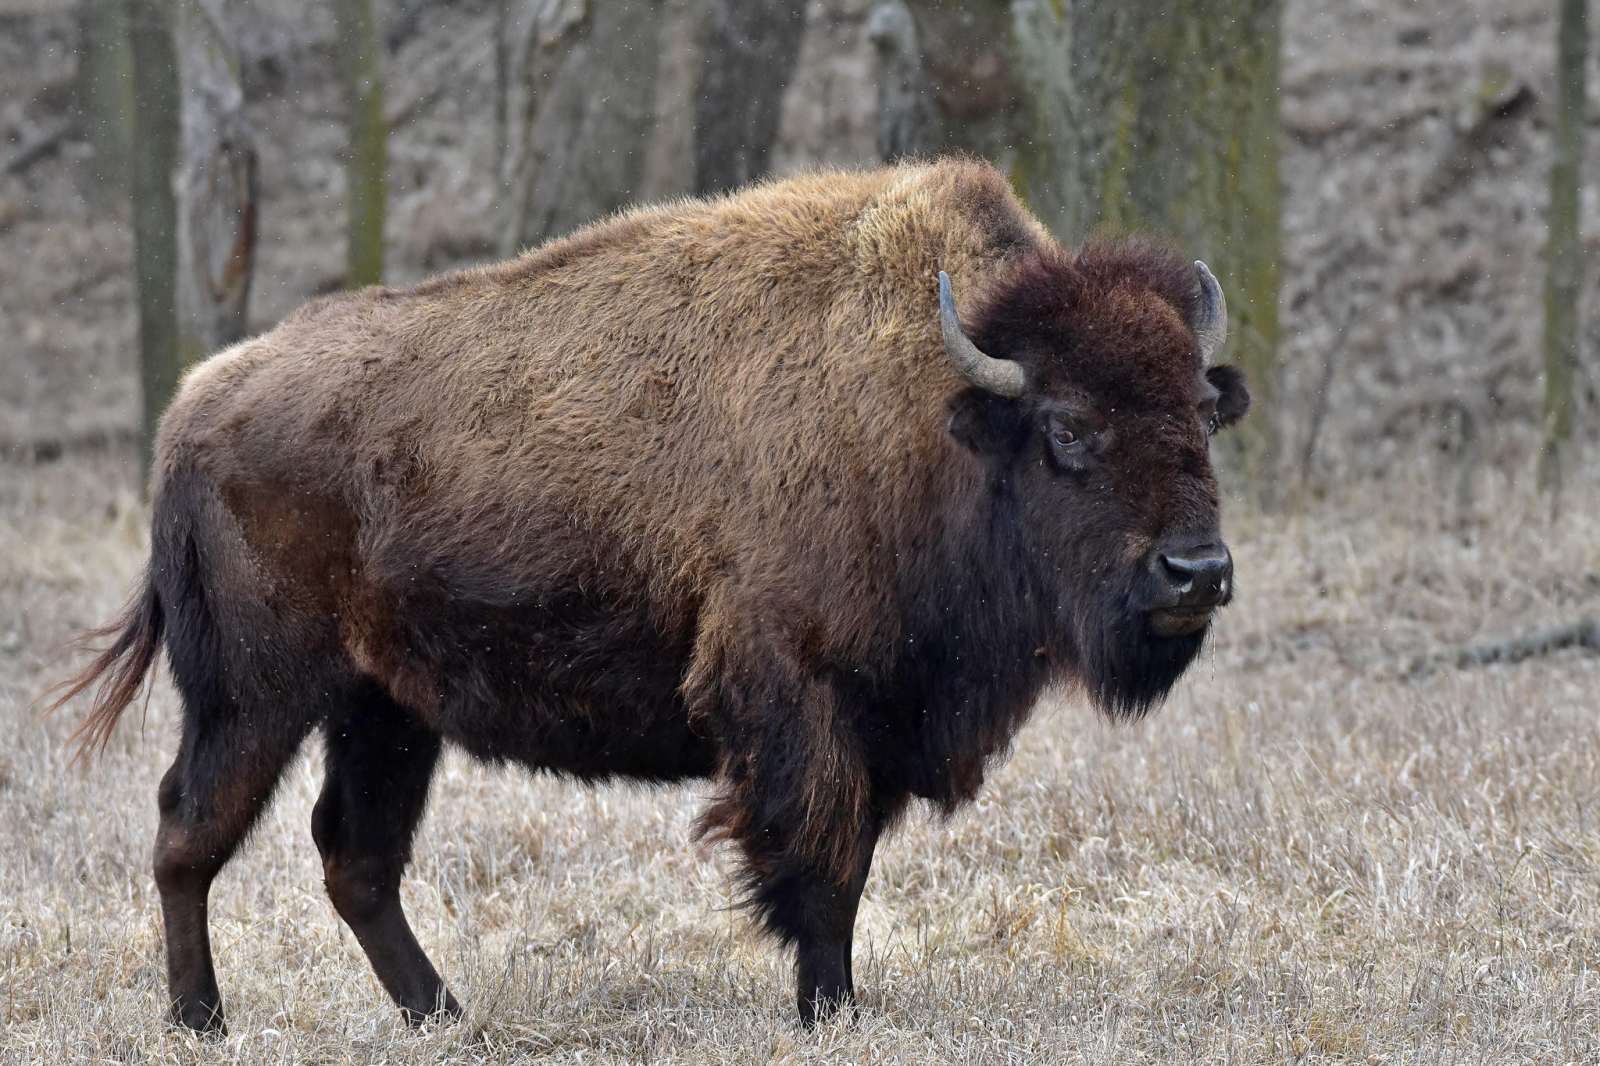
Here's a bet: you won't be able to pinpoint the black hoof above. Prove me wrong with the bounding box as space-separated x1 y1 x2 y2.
399 989 462 1027
798 988 856 1028
169 996 227 1035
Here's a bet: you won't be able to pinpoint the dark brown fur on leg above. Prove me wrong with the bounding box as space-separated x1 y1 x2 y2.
153 792 226 1034
790 817 880 1027
154 718 314 1032
692 643 899 1025
142 465 328 1032
312 685 458 1024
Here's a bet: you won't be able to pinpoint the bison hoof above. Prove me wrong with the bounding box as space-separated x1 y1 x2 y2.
799 988 857 1028
168 997 227 1036
399 991 463 1028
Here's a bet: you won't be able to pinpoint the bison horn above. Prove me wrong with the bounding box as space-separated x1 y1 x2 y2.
938 271 1027 398
1193 260 1228 365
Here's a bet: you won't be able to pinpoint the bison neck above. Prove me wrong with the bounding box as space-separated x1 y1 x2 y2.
876 472 1057 810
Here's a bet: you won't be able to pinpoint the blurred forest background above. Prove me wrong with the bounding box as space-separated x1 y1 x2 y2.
0 0 1596 511
8 3 1600 1062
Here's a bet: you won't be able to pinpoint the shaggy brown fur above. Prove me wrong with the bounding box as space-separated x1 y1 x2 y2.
57 158 1249 1030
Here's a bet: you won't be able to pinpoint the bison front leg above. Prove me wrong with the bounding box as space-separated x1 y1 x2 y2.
767 814 881 1026
698 668 893 1026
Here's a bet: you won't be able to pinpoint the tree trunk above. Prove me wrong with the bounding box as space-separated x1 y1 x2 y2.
174 0 257 362
867 5 1014 161
128 0 257 476
640 0 704 201
128 0 181 475
1539 0 1588 503
496 0 665 251
497 0 808 249
77 0 136 198
1069 0 1282 472
692 0 807 196
869 1 1075 234
334 0 387 286
1003 0 1076 238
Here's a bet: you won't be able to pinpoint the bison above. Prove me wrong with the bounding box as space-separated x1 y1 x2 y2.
57 159 1250 1031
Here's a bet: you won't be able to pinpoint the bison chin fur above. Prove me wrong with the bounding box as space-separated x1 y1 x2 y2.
1066 589 1210 721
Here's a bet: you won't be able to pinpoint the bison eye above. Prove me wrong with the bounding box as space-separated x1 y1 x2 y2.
1045 415 1092 471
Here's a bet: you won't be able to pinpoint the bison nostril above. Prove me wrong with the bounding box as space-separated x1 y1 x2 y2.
1160 554 1198 591
1157 547 1233 606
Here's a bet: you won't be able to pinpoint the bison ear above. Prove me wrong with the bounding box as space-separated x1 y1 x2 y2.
948 389 1026 454
1206 364 1251 429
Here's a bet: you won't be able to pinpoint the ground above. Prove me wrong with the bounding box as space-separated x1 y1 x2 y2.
3 0 1600 1062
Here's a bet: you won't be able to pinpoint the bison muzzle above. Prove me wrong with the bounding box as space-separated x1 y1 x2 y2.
55 160 1250 1031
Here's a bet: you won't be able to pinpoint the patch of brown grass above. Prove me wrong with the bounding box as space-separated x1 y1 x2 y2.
3 453 1599 1064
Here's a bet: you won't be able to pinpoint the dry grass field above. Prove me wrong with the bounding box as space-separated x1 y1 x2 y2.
5 453 1600 1064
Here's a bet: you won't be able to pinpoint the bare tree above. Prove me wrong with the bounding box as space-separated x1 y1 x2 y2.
1070 0 1282 472
126 0 257 475
693 0 807 195
497 0 808 250
128 0 181 473
175 0 257 360
77 0 136 196
497 0 666 252
864 1 928 163
334 0 388 285
640 0 704 201
1540 0 1589 504
867 1 1075 233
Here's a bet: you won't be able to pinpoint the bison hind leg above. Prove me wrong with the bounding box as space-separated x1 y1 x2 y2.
312 682 458 1024
154 707 317 1033
151 476 324 1032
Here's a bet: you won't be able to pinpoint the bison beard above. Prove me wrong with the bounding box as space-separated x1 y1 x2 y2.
1073 582 1211 719
50 160 1248 1031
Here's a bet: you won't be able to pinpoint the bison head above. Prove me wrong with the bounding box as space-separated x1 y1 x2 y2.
940 237 1251 717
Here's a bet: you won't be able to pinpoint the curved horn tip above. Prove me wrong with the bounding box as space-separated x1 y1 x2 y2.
936 269 1027 399
1192 259 1228 365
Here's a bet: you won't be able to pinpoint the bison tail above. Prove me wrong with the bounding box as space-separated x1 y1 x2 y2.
42 571 164 761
